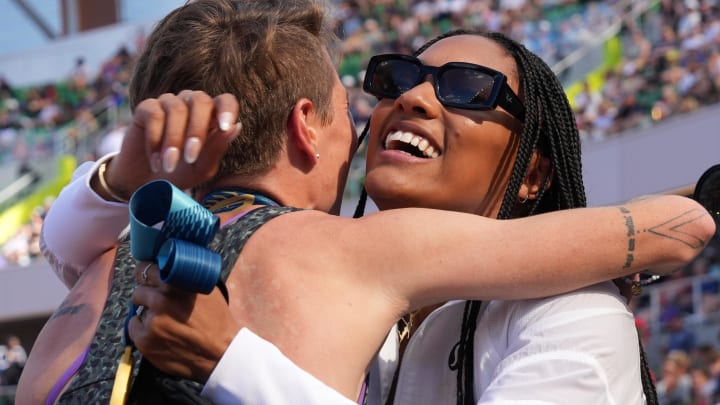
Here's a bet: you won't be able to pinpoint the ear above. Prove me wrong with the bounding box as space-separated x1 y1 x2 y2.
517 150 553 202
287 98 320 163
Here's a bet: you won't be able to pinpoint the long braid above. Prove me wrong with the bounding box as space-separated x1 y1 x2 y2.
445 30 593 405
451 30 658 405
639 335 659 405
353 123 371 218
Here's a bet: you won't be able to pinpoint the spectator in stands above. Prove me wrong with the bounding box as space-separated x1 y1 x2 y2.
0 335 25 386
691 366 715 405
0 341 6 384
665 313 697 355
68 57 88 92
657 350 694 405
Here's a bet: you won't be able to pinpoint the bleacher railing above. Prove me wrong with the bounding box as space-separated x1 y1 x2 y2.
637 272 720 335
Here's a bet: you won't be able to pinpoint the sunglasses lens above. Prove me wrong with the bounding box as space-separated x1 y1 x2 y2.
369 59 420 97
438 67 495 107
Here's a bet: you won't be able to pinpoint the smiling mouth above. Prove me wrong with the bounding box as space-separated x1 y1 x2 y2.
384 130 440 159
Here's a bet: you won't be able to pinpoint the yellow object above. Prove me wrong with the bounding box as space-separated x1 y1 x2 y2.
109 346 134 405
0 155 76 245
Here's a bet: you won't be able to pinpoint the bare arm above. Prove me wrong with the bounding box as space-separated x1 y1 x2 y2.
278 194 714 312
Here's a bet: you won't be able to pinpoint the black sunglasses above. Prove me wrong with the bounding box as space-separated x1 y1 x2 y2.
363 54 525 122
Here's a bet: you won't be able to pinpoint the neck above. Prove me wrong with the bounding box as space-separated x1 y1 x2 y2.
199 155 340 213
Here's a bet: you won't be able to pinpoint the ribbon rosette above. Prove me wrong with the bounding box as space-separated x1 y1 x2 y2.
129 180 221 294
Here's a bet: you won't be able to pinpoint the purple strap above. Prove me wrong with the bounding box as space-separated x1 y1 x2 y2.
357 380 367 405
46 346 90 405
224 207 256 225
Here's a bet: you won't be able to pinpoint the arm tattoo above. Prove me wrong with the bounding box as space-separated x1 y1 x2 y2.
646 209 709 249
620 207 635 269
50 300 86 320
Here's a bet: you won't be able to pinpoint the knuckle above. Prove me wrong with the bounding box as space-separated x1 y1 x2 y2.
193 92 213 107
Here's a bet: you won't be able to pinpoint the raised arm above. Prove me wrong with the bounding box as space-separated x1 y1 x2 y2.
40 92 241 287
299 194 715 311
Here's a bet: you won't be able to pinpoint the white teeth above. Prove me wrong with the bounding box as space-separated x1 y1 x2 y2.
417 139 429 152
384 130 440 158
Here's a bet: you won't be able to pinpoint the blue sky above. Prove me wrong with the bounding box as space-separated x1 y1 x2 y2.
0 0 186 57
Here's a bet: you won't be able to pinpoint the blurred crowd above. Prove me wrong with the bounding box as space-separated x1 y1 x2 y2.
573 0 720 141
631 235 720 404
0 47 134 165
656 346 720 405
0 197 52 270
1 1 719 163
0 335 26 387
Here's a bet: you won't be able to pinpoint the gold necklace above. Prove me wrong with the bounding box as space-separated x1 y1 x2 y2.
397 311 416 343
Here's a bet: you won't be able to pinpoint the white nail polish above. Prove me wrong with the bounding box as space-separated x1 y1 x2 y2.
184 137 202 164
227 121 242 143
163 147 180 173
219 112 233 131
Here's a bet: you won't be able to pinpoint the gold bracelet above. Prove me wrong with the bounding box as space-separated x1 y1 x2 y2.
97 160 129 203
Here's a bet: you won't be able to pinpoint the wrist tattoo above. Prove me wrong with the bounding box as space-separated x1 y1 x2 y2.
620 207 635 269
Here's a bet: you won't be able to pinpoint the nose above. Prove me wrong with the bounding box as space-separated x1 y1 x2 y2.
393 79 441 118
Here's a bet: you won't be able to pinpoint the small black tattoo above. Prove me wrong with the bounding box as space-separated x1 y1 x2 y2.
648 209 709 249
50 303 86 320
620 206 636 269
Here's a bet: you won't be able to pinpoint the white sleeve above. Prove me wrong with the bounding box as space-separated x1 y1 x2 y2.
475 282 643 405
202 328 357 405
40 153 130 288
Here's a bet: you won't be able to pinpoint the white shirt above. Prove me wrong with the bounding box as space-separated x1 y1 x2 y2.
393 282 643 405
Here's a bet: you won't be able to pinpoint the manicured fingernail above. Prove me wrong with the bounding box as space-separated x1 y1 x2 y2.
228 121 242 143
150 152 161 173
163 147 180 173
219 112 233 131
184 137 202 164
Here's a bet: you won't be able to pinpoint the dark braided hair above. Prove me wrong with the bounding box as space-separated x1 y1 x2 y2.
354 28 657 404
418 29 657 405
413 28 580 405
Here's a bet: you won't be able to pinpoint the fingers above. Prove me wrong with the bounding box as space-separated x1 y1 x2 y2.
178 90 213 165
135 261 161 286
187 92 242 172
156 93 190 173
134 91 240 176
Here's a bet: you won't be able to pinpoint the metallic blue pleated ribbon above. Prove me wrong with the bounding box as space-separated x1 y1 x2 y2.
129 179 221 293
124 179 221 347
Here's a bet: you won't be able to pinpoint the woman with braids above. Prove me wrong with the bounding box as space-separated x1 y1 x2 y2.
24 1 712 402
368 29 662 404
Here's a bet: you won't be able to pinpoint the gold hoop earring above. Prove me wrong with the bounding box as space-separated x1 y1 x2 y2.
518 194 529 204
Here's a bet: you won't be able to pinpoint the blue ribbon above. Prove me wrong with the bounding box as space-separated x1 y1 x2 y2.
124 180 222 345
124 180 222 347
129 179 222 293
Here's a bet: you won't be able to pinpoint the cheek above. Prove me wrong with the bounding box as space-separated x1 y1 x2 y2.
366 103 393 167
445 128 519 186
